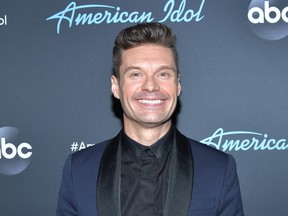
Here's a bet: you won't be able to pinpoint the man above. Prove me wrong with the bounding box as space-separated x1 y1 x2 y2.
56 23 244 216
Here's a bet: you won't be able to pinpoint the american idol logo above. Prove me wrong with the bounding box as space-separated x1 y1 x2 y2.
70 141 96 152
201 128 287 151
46 0 205 34
0 127 32 175
248 0 288 40
0 15 7 26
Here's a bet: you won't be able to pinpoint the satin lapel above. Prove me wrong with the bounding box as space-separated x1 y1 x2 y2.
164 129 194 216
96 133 121 216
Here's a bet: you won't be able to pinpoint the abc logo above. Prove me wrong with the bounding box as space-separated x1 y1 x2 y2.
0 127 32 175
0 138 32 159
248 1 288 23
247 0 288 40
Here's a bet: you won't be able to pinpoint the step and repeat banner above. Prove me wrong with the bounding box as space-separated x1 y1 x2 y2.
1 0 288 215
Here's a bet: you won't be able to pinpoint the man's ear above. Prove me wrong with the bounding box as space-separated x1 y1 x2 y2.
111 75 120 99
177 76 181 96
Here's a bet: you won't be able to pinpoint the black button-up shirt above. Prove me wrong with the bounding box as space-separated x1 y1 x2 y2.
121 128 174 216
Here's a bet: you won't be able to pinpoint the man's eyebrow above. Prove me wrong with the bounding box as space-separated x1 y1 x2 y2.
124 65 176 73
156 65 176 73
123 66 142 74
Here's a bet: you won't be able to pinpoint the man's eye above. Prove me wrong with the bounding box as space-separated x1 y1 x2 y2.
130 72 142 77
158 72 171 78
160 72 169 76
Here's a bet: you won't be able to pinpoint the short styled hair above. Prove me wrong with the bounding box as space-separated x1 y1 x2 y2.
112 22 179 78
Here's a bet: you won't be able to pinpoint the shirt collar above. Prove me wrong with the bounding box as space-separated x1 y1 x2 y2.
121 126 174 160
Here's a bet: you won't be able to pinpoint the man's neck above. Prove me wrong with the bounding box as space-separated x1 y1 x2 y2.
123 121 172 146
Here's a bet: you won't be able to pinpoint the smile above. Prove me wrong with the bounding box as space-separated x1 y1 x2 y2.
138 99 164 104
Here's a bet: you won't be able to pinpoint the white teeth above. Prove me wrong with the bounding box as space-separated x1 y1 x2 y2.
138 99 164 104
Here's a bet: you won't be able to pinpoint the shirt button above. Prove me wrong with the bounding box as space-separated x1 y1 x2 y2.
144 148 150 153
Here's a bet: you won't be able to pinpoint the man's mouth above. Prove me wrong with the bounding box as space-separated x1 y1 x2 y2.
137 99 164 105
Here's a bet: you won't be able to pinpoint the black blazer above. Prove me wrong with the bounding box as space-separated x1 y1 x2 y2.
56 129 244 216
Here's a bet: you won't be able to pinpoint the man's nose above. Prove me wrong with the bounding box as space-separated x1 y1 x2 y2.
142 75 160 92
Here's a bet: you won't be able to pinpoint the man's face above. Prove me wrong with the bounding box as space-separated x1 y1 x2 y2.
111 44 181 129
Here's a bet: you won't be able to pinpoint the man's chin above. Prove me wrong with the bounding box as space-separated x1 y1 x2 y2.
137 118 171 128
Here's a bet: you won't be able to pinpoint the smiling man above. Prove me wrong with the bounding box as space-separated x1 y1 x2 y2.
56 23 244 216
111 44 180 145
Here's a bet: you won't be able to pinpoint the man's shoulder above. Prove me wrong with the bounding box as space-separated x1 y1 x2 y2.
176 129 227 158
185 136 236 173
176 129 231 166
179 134 231 170
188 137 227 157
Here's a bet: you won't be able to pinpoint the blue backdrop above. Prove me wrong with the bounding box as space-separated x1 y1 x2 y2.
1 0 288 215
